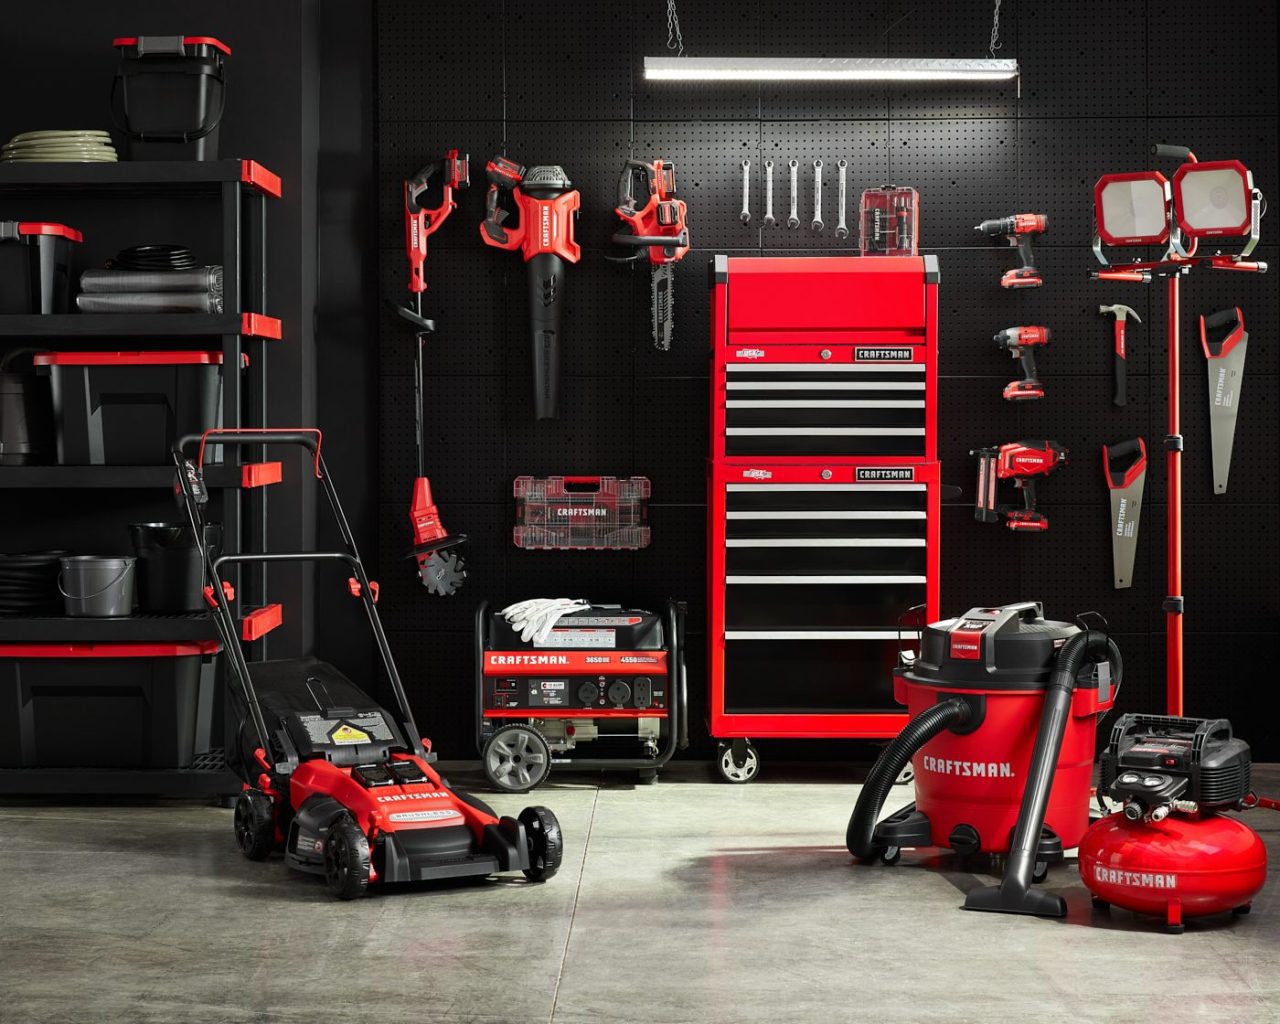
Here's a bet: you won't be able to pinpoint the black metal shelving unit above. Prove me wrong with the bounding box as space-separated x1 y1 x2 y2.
0 159 282 797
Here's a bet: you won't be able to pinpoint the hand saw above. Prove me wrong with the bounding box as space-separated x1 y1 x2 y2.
1104 438 1146 589
1200 307 1248 494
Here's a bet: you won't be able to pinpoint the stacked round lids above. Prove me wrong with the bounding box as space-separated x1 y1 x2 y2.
1 130 119 163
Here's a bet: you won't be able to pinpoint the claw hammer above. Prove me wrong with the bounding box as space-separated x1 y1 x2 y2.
1100 304 1141 407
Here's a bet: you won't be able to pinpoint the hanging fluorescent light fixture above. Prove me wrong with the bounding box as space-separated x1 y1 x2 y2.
643 56 1018 83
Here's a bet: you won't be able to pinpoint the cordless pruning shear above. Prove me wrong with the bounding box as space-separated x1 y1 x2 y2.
611 158 690 351
400 149 469 331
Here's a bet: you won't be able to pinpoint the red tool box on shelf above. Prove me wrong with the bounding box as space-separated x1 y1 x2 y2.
707 255 941 776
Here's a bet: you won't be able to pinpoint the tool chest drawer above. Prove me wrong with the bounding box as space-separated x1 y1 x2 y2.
720 637 902 714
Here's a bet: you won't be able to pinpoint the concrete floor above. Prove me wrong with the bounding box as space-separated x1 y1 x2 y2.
1 763 1277 1024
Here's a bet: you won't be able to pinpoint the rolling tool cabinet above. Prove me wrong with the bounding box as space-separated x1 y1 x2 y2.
708 255 940 780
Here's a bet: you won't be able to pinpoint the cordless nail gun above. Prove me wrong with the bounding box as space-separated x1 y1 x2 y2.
972 440 1068 532
393 150 469 594
480 155 581 420
610 158 690 351
976 214 1048 288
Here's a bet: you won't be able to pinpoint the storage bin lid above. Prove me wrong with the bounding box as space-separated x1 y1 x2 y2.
0 221 83 243
113 36 231 57
33 351 246 367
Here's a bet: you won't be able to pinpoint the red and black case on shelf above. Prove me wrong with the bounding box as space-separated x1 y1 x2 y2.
708 255 940 742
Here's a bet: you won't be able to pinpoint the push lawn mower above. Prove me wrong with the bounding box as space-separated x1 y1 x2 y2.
174 429 562 900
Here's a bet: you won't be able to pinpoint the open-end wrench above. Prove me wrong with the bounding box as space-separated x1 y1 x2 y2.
740 159 751 224
787 159 799 229
763 160 775 227
811 159 824 231
835 159 849 240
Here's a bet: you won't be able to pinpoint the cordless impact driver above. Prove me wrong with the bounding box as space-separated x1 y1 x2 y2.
976 213 1048 288
994 325 1049 400
972 440 1068 532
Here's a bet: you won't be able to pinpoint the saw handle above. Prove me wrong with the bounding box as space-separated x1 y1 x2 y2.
1104 438 1147 489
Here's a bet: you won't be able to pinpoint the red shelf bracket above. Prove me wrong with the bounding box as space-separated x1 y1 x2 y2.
240 160 283 198
240 461 283 489
240 312 282 340
240 603 283 642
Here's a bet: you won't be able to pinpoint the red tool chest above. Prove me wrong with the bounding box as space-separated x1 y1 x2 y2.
708 255 940 772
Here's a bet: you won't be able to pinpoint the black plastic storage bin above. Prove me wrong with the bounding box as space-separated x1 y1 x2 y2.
34 350 235 465
0 353 55 465
130 522 222 613
0 221 82 314
112 35 229 161
0 641 219 769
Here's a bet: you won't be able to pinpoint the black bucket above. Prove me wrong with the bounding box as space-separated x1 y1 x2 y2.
130 522 222 613
112 36 228 161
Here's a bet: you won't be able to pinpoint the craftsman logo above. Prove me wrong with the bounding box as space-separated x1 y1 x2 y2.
377 792 450 803
735 348 766 359
855 347 913 362
389 809 462 823
855 468 914 482
1093 866 1177 890
742 469 772 480
922 756 1013 779
556 507 607 517
490 654 570 666
1214 367 1230 407
1116 498 1133 536
410 220 420 249
540 205 551 247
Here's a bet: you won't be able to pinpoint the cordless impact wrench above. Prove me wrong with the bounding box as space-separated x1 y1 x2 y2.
976 213 1048 288
972 440 1068 532
994 325 1049 401
480 155 581 420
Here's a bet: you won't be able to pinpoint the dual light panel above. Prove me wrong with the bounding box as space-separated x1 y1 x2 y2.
1095 160 1257 247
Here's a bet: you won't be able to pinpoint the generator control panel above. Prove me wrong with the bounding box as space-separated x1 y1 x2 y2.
488 671 667 711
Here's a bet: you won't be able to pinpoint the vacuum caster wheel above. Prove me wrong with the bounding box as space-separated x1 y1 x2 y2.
1091 896 1110 911
1165 923 1186 935
880 846 902 866
636 768 659 786
323 813 371 900
519 806 564 883
715 740 759 784
1032 861 1049 884
1233 903 1252 916
483 724 551 793
233 789 275 861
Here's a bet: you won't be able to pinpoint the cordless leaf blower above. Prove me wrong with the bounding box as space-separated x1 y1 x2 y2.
480 155 581 420
847 602 1123 919
393 151 469 594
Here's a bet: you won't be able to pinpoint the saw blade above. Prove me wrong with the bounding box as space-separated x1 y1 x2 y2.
1104 439 1146 590
651 263 674 351
1206 332 1247 494
419 549 467 596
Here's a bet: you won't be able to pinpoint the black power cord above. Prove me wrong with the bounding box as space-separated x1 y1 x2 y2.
108 244 199 271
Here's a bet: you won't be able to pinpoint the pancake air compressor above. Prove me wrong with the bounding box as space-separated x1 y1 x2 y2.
1080 715 1274 933
847 601 1123 918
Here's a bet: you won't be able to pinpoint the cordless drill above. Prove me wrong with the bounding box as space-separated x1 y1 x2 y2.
972 440 1068 532
976 214 1048 288
993 325 1049 400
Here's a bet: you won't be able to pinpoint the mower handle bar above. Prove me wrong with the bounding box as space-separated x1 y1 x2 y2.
176 429 323 477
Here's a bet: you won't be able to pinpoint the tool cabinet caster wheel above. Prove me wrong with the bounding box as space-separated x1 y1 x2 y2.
233 789 275 861
715 740 759 783
1032 861 1049 884
323 813 370 900
1091 896 1110 911
483 724 551 793
880 846 902 866
519 806 563 883
636 768 659 785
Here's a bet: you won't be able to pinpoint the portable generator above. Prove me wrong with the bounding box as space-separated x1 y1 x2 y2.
475 600 687 792
847 601 1123 918
1080 714 1271 932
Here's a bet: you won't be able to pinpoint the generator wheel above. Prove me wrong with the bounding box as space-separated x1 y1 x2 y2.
519 806 563 882
880 846 902 866
233 789 275 861
323 813 370 900
1032 860 1049 884
715 740 759 783
484 724 551 793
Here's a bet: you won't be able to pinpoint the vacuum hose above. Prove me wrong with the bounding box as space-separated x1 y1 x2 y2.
847 697 973 860
965 629 1122 917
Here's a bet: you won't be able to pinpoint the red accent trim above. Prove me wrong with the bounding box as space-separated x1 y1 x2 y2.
241 603 282 642
948 627 984 661
113 36 231 56
204 580 235 608
33 350 224 367
1172 160 1252 239
347 578 379 603
240 461 283 489
1166 274 1182 717
710 712 909 740
1093 172 1170 247
16 222 83 243
1103 439 1147 491
1199 307 1245 359
240 160 282 198
484 651 668 675
241 313 282 339
0 641 218 658
483 708 669 720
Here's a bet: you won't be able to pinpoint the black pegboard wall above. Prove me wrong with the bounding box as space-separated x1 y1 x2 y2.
373 0 1280 760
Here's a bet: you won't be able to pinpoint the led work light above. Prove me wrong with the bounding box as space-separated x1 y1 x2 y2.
1171 159 1260 256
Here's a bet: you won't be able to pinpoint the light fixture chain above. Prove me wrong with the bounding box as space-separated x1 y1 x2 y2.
666 0 684 57
989 0 1003 57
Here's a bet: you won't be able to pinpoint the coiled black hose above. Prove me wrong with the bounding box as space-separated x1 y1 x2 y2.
847 697 972 860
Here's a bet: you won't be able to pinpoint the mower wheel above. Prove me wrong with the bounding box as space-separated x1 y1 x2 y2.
483 724 551 793
519 806 563 882
880 846 902 866
1032 860 1049 884
323 813 371 900
715 740 759 783
233 790 275 861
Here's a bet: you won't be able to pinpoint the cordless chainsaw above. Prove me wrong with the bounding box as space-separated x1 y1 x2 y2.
480 155 581 420
393 151 469 595
610 158 690 351
972 440 1068 532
